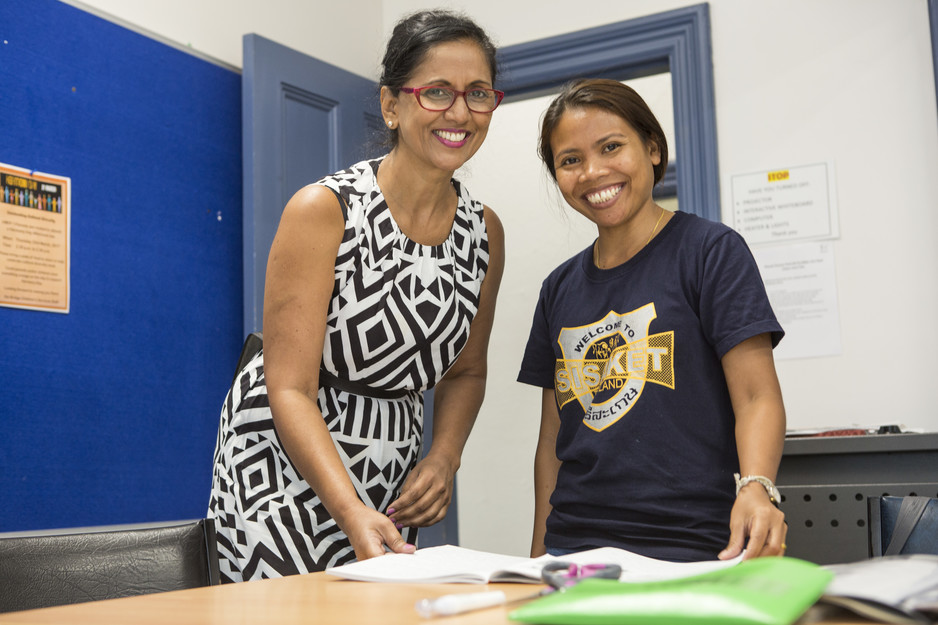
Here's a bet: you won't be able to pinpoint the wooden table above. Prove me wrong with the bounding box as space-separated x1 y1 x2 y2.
0 572 875 625
0 573 543 625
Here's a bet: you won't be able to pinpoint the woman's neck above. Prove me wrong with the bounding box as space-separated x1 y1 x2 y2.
594 206 669 269
377 151 457 245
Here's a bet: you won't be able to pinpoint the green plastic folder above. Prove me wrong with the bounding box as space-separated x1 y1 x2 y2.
509 557 832 625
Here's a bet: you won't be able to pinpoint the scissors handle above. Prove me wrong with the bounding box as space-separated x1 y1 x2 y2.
580 563 621 578
541 561 622 590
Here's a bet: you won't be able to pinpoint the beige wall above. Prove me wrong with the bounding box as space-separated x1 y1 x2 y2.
64 0 385 77
68 0 938 556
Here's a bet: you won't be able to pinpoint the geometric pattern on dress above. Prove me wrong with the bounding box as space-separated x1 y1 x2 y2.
208 158 489 582
209 353 423 582
321 158 489 390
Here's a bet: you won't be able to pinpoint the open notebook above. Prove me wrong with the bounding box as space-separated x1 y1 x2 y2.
324 544 743 585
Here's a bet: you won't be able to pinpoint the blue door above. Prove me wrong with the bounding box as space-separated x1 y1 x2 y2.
241 36 455 548
242 33 382 335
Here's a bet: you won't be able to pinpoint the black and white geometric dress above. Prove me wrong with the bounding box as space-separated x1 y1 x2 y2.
207 158 490 582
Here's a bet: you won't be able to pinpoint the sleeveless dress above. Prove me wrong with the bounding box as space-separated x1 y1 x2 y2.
207 158 490 581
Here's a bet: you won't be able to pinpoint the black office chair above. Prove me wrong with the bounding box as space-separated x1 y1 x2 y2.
868 496 938 557
231 331 263 387
0 518 220 613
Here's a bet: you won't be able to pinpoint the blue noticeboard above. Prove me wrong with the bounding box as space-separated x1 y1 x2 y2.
0 1 243 530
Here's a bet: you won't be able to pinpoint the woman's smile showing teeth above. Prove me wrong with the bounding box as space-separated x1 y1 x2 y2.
434 129 469 146
586 184 623 206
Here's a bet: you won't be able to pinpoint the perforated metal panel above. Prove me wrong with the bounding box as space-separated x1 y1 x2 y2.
776 433 938 565
779 482 938 564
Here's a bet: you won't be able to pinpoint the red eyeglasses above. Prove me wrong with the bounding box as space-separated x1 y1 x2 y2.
399 86 505 113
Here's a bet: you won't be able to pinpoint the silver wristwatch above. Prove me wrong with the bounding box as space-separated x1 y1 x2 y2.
734 473 781 506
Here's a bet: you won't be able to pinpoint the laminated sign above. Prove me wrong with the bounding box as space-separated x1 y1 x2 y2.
0 162 71 313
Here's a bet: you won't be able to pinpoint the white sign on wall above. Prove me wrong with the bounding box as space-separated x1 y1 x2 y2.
752 241 842 361
732 162 841 360
731 162 838 245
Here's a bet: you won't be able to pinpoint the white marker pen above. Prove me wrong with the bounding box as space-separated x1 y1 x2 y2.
415 590 508 618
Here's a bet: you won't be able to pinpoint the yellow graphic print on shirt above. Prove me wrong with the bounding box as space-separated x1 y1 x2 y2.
555 303 675 431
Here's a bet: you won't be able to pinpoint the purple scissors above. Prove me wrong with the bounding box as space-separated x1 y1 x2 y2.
541 561 623 591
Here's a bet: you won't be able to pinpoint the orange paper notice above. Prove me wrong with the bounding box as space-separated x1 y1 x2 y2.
0 162 71 313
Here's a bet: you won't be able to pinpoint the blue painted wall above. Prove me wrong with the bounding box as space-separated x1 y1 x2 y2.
0 0 243 531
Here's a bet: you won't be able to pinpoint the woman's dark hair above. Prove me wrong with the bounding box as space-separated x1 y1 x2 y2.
538 78 669 185
380 10 498 147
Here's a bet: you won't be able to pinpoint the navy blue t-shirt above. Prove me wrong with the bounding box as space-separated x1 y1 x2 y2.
518 211 783 562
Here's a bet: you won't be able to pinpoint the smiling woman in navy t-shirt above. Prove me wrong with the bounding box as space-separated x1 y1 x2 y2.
519 78 787 563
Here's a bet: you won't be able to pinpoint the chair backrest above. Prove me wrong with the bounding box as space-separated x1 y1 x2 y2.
0 518 220 613
868 496 938 557
231 332 263 387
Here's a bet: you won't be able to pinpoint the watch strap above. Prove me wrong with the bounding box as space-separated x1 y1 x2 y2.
734 473 781 506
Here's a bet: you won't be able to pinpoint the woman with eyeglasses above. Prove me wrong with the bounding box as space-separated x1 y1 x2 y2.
208 10 505 581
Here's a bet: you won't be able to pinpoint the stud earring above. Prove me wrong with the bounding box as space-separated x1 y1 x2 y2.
387 120 394 129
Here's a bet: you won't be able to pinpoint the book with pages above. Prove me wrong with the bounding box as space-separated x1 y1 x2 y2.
324 544 743 585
